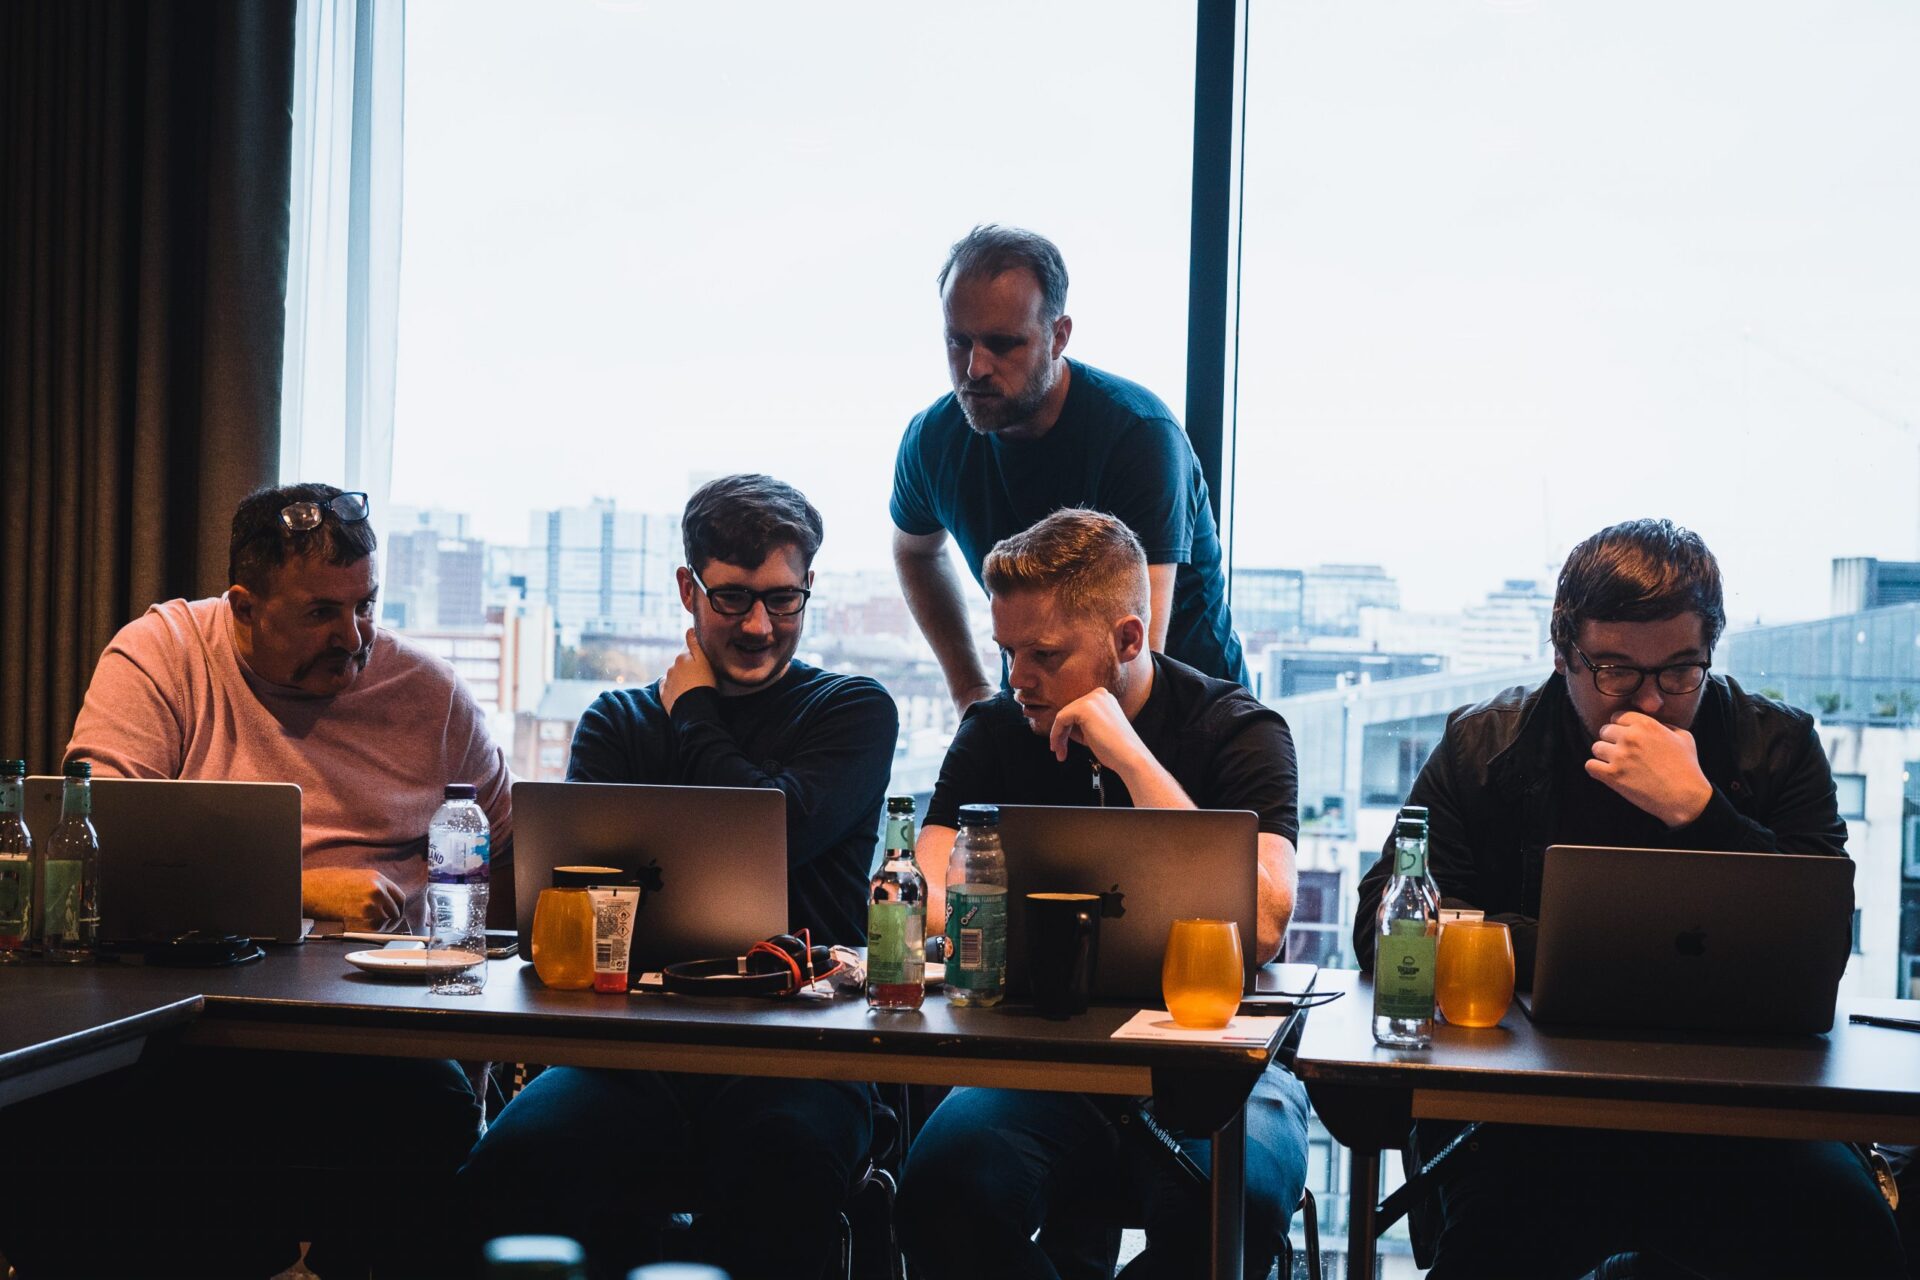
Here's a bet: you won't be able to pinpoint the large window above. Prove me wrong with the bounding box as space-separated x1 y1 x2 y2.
1235 1 1920 997
385 0 1197 791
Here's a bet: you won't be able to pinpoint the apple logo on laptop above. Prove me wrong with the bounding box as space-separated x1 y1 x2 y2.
1100 884 1126 919
636 858 665 896
1675 926 1707 958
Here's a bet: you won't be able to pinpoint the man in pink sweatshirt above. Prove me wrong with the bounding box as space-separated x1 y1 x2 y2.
66 482 512 929
0 483 504 1278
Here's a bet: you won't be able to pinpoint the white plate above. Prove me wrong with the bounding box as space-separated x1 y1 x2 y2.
344 947 483 977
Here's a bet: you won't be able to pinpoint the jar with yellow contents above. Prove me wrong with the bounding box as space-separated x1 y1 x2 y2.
531 866 609 989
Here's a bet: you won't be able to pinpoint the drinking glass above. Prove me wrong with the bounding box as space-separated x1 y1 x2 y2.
1162 918 1244 1029
1435 919 1515 1028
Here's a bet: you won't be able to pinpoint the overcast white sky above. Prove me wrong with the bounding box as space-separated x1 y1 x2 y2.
391 0 1919 626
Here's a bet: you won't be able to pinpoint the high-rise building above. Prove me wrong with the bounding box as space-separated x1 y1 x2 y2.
382 508 486 630
1231 567 1306 640
510 499 681 641
1457 578 1553 672
1302 564 1400 637
1832 557 1920 615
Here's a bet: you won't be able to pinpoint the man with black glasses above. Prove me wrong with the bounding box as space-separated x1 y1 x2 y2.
0 482 509 1277
459 473 898 1280
1353 518 1904 1279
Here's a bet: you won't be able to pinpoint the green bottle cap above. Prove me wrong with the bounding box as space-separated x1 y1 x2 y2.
1 760 24 777
63 759 91 779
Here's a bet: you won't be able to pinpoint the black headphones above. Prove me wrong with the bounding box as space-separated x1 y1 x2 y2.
661 929 844 997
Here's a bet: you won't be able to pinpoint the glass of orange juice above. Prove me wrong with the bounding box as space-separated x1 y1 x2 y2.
1435 919 1515 1028
1162 918 1244 1029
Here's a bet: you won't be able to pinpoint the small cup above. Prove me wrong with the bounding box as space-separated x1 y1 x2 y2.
1162 918 1244 1029
1025 893 1103 1019
1435 919 1515 1029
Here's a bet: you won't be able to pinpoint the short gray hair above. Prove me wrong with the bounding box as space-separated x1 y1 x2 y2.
937 224 1069 320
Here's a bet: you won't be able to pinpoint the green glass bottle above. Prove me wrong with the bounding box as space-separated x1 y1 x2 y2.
0 759 33 961
43 760 100 963
1372 805 1435 1048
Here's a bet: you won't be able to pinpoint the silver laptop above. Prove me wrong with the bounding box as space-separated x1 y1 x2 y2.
512 781 789 967
998 806 1262 1002
1527 844 1855 1035
24 777 304 943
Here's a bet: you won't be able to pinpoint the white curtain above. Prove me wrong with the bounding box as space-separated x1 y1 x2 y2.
281 0 405 544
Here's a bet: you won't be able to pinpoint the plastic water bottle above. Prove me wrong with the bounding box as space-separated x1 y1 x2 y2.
428 783 490 995
0 759 34 961
43 760 100 963
944 804 1007 1007
1372 805 1436 1048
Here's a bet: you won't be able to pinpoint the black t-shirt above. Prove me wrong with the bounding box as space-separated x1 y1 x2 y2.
566 661 899 947
925 653 1297 840
891 359 1249 687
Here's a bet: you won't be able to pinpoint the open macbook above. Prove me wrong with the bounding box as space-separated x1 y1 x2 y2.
24 776 304 943
1526 844 1854 1035
512 780 788 968
997 805 1261 1003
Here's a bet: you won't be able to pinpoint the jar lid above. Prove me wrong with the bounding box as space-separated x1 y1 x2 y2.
552 864 632 889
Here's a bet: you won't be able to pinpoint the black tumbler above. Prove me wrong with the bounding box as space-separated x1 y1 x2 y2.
1025 892 1102 1019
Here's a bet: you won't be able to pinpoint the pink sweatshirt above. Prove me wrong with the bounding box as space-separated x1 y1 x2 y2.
65 596 513 923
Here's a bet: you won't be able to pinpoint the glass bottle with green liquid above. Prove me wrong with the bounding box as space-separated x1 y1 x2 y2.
42 759 101 963
1372 805 1437 1048
0 759 33 961
867 794 927 1011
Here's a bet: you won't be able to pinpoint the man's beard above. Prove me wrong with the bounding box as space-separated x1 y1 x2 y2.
958 358 1059 435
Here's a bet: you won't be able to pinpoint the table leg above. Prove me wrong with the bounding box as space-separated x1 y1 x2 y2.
1347 1146 1380 1280
1209 1106 1246 1280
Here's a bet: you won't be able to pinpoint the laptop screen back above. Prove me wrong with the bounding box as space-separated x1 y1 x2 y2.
512 780 788 967
997 806 1260 1003
1529 844 1854 1035
24 777 304 942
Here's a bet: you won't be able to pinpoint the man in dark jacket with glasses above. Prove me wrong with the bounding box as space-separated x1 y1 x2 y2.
1353 517 1903 1279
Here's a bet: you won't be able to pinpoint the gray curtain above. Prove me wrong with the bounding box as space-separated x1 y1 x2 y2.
1 0 295 773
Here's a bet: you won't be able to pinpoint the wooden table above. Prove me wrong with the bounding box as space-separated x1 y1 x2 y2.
2 948 1290 1279
1290 969 1920 1276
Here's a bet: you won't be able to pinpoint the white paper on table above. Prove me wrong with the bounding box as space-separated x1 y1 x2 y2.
1109 1009 1288 1046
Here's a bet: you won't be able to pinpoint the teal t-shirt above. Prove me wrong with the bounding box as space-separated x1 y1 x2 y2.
891 360 1249 687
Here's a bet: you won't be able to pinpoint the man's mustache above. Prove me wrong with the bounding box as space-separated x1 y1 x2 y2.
294 645 372 681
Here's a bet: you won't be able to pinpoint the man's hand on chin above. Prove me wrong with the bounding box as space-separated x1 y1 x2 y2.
1585 710 1715 828
303 866 409 930
660 629 719 714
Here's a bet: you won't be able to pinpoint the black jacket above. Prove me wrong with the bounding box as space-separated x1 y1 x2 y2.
1353 672 1848 986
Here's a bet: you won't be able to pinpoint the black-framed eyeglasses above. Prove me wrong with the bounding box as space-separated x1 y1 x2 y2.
280 492 369 533
688 565 810 617
1570 643 1710 698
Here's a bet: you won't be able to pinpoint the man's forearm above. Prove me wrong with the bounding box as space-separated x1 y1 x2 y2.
895 545 993 705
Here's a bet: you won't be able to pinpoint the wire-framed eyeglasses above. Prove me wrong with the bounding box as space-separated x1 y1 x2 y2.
280 491 370 533
688 565 811 617
1570 643 1710 698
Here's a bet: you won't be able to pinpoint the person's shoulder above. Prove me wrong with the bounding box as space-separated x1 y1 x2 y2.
583 682 665 729
1070 361 1182 429
1717 675 1816 737
953 691 1029 741
115 596 223 651
376 628 465 694
903 391 968 445
787 664 898 715
1445 681 1539 732
1155 654 1271 725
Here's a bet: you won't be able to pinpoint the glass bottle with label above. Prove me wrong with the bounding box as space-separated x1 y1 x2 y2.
0 759 33 961
944 804 1007 1007
1372 805 1436 1048
43 760 100 963
868 795 927 1011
